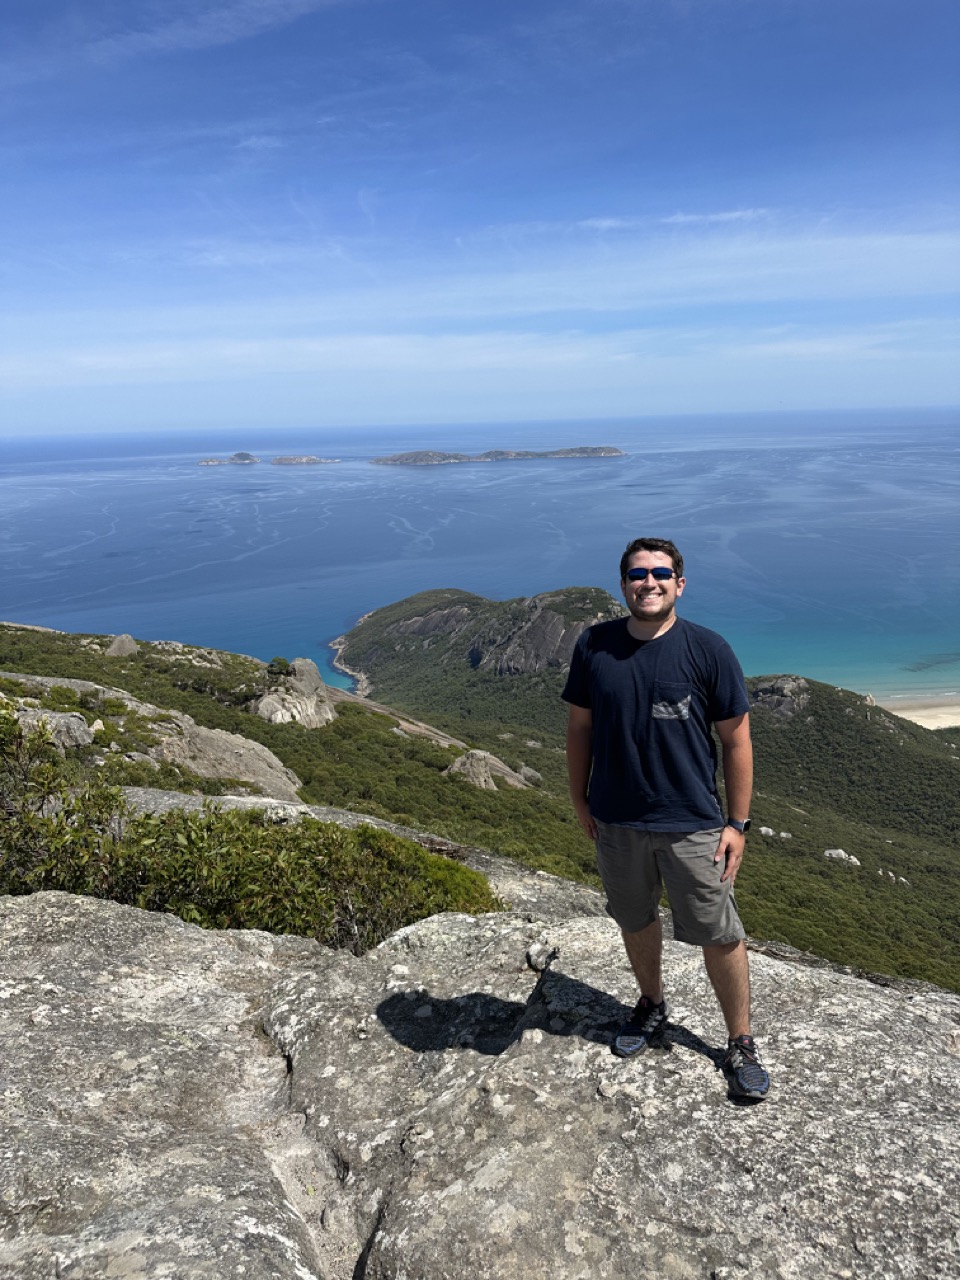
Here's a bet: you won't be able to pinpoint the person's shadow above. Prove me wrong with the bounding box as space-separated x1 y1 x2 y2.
376 966 724 1074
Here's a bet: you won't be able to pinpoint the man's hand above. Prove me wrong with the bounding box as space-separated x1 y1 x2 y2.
573 797 597 841
715 825 746 883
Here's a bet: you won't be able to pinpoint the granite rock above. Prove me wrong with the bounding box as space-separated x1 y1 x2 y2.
1 889 958 1279
12 707 95 750
250 658 336 730
104 634 140 657
442 749 529 791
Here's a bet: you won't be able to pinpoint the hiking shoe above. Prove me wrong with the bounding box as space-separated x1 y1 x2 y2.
722 1034 770 1099
612 996 670 1057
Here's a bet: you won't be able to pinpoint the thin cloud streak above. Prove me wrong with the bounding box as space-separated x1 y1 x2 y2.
2 319 954 388
8 226 957 336
2 0 354 85
663 209 771 225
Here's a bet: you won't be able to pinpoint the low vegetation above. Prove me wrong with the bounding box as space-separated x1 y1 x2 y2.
0 708 500 953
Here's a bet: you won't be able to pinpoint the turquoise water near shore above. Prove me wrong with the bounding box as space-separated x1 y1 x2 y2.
2 409 958 699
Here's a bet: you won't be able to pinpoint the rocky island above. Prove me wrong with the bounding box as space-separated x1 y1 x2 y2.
371 446 625 465
197 451 259 466
270 455 340 465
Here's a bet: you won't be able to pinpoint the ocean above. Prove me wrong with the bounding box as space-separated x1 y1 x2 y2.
2 409 958 701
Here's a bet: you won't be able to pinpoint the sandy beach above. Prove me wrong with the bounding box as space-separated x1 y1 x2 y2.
876 695 960 731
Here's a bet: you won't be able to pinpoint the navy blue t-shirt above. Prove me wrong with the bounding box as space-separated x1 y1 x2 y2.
561 616 749 830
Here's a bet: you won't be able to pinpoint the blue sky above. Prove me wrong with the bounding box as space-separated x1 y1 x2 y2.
1 0 958 435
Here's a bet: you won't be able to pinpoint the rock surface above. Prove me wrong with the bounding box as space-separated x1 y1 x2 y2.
12 707 95 750
442 748 530 791
250 658 336 729
104 633 140 657
2 888 958 1279
749 676 811 718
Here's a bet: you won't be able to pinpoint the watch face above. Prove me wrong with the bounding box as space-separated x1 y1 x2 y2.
740 819 752 833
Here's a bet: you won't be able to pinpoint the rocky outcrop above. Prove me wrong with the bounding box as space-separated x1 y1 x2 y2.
466 593 607 675
1 890 958 1279
1 673 302 802
749 676 811 718
250 658 336 729
383 593 614 679
442 749 530 791
104 633 139 657
12 707 95 750
392 605 474 638
150 716 302 801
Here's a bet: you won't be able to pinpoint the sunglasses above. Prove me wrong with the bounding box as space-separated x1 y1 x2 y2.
624 566 676 582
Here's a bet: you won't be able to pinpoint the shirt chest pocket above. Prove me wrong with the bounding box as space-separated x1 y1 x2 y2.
651 681 693 721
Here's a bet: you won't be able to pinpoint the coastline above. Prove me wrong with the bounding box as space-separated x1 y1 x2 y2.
329 624 372 697
875 694 960 731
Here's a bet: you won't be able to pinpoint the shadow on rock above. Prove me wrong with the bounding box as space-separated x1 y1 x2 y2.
376 968 728 1066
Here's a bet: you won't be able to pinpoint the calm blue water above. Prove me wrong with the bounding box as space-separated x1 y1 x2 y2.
2 409 959 700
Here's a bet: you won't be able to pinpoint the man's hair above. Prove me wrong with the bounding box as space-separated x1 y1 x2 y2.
619 537 684 580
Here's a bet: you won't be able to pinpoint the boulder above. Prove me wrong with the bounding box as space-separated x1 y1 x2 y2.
824 848 861 866
14 708 95 750
1 891 958 1279
250 657 336 729
105 633 139 657
442 749 529 791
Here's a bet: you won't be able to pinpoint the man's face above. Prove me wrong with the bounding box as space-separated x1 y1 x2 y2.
621 549 685 624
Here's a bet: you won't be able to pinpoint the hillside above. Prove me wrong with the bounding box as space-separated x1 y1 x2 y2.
2 613 960 990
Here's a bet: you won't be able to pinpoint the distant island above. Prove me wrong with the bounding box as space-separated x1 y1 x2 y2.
198 452 259 466
370 446 625 466
198 453 339 466
197 446 624 468
270 456 340 466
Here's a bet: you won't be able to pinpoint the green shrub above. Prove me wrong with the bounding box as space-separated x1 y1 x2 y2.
0 711 500 952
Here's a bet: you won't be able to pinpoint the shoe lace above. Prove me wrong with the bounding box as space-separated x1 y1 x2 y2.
632 997 665 1033
725 1037 766 1079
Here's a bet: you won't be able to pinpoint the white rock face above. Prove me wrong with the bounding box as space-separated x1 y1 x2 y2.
442 749 530 791
14 707 95 749
250 657 335 729
104 633 139 657
825 848 861 866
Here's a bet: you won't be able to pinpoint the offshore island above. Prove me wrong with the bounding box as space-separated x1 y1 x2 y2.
198 453 340 466
370 446 625 465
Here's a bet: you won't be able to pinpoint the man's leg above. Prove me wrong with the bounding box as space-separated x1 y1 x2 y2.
621 917 664 1003
702 939 750 1039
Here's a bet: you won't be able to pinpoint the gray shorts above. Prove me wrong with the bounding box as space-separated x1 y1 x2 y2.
594 820 745 946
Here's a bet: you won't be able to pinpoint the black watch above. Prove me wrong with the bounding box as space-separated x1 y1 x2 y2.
726 818 751 834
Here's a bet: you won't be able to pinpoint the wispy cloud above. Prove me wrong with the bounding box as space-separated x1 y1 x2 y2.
4 318 956 433
662 209 771 225
2 319 955 389
3 0 353 84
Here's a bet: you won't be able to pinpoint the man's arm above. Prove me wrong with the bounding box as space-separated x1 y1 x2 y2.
566 704 597 840
713 712 753 883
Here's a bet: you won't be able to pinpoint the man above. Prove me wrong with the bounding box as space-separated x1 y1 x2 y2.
562 536 769 1100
